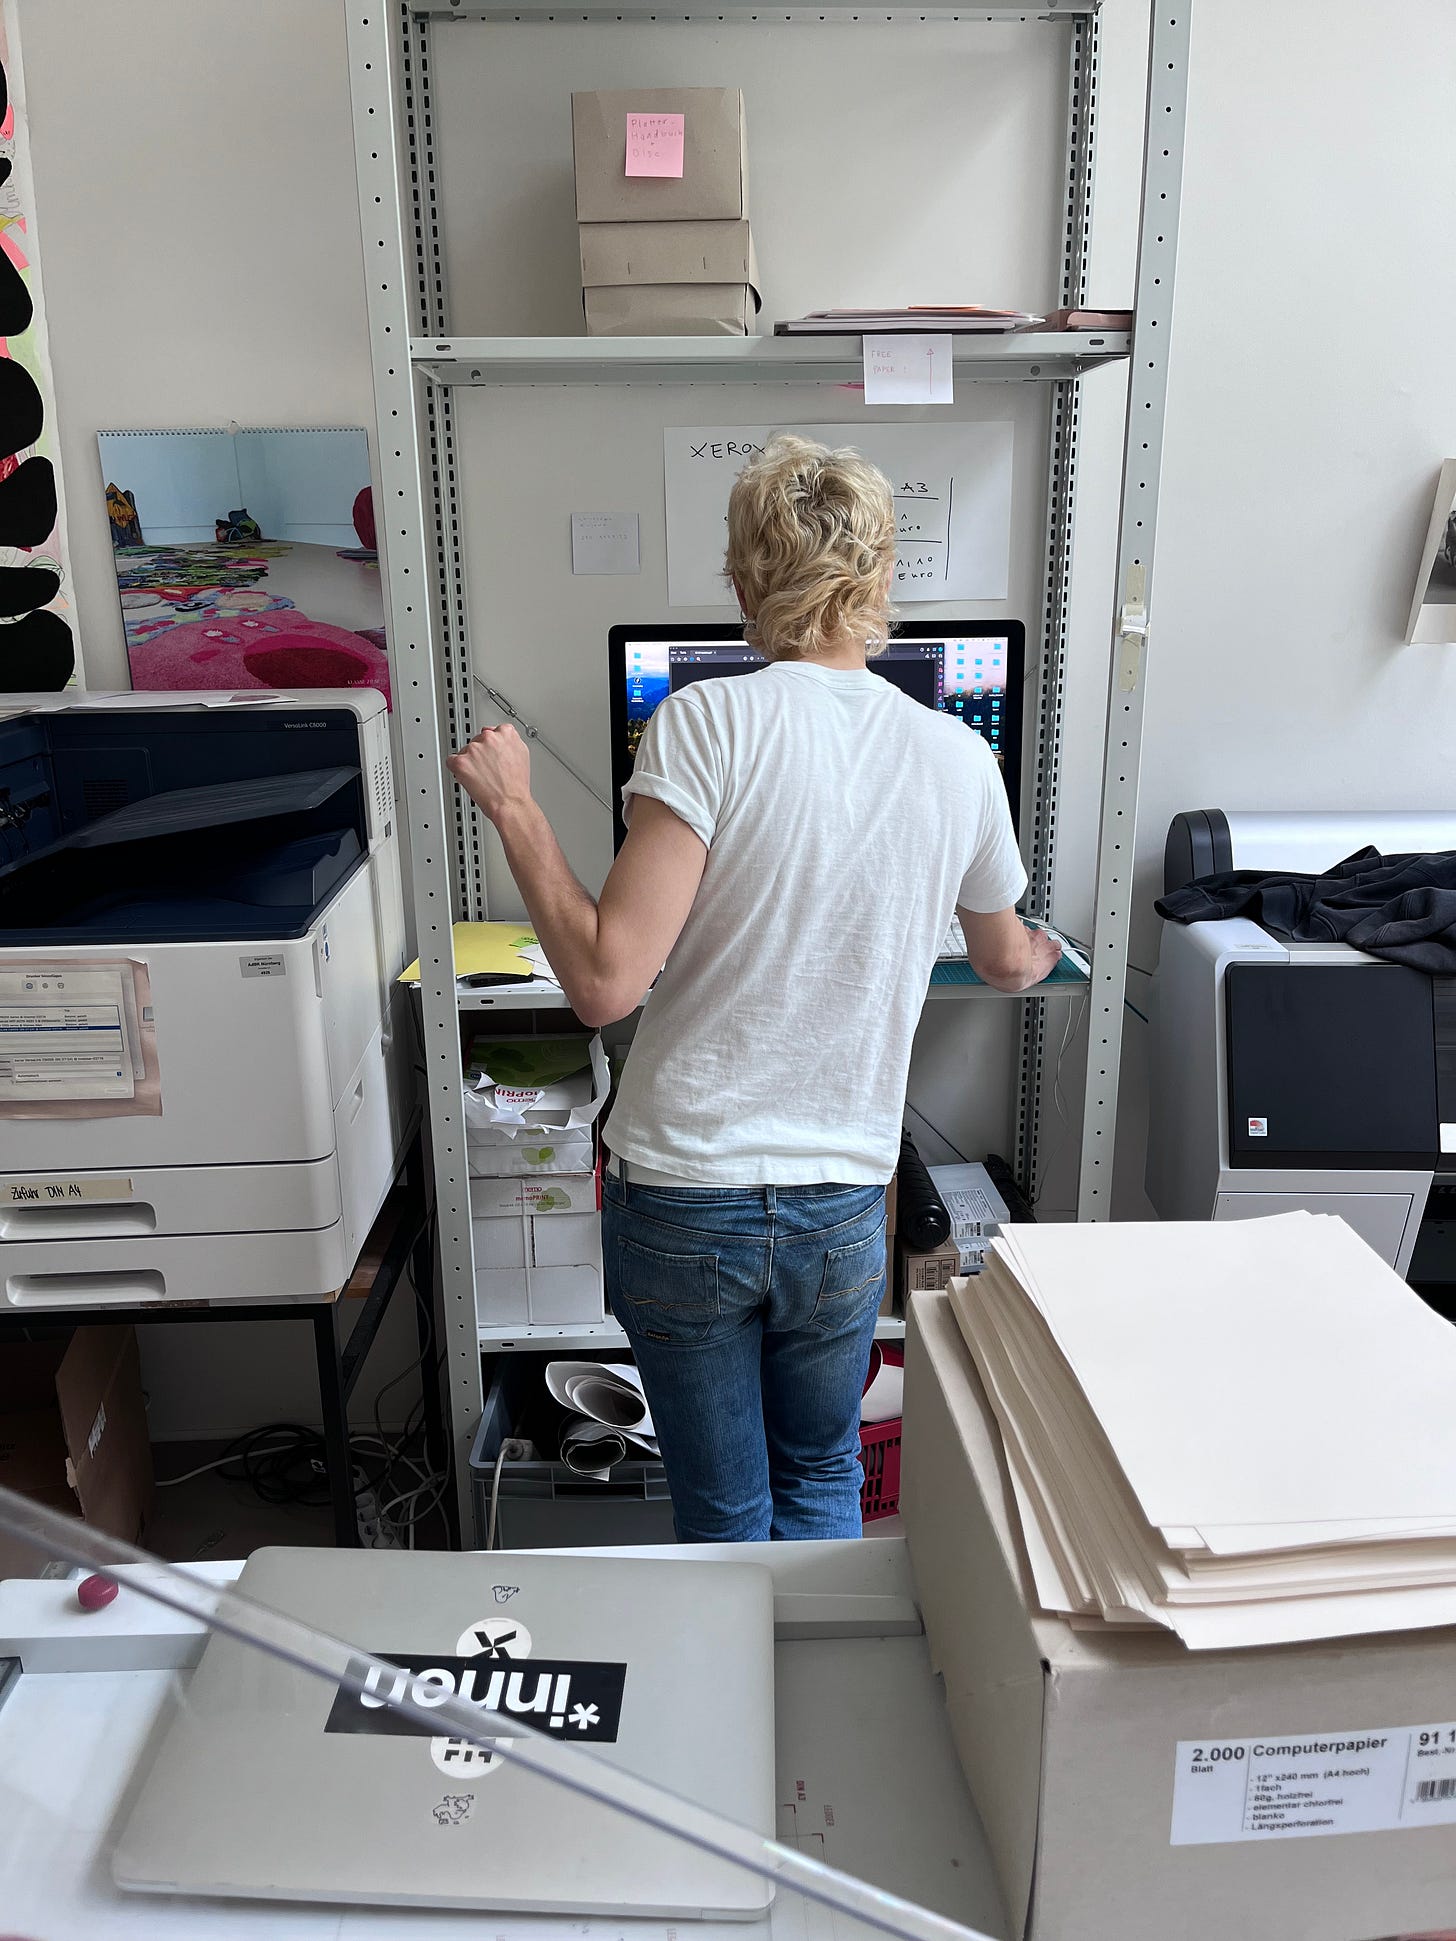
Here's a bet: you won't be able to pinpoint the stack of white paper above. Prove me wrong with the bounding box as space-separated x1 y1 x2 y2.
948 1211 1456 1649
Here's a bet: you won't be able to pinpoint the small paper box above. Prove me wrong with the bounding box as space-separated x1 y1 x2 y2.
573 88 748 224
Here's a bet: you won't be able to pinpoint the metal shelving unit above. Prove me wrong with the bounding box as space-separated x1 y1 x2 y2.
345 0 1190 1536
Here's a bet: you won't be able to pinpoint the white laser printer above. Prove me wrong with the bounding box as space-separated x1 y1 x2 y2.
1146 809 1456 1278
0 690 409 1308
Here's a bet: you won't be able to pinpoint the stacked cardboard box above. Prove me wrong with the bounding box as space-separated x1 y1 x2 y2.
463 1035 609 1328
572 88 759 336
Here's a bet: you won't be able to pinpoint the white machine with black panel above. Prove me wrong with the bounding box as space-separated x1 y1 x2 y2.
0 690 409 1307
1147 809 1456 1277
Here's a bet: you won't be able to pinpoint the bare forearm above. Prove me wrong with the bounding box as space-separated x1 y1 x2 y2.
492 798 605 1012
958 907 1061 992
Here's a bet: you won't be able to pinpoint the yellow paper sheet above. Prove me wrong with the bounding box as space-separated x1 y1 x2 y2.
398 921 539 984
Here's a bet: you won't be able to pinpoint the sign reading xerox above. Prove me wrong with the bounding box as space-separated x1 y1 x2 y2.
325 1653 626 1744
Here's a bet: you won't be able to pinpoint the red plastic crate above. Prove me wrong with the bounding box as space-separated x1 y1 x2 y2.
859 1416 902 1522
860 1343 904 1523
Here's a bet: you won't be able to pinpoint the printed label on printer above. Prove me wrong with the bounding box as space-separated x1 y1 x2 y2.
239 954 287 979
0 1175 132 1204
1247 1117 1269 1137
1170 1721 1456 1844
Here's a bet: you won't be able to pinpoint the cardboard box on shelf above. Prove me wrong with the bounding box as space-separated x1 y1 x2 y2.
474 1206 604 1329
580 218 760 337
467 1128 596 1178
469 1172 599 1219
584 281 758 338
897 1236 962 1296
0 1325 153 1580
900 1290 1456 1941
573 88 748 225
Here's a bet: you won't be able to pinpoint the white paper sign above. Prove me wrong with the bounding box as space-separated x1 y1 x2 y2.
571 512 640 577
0 966 135 1101
1170 1721 1456 1845
863 333 954 406
663 421 1013 607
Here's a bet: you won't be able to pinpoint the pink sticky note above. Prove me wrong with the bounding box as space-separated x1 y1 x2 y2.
625 111 685 179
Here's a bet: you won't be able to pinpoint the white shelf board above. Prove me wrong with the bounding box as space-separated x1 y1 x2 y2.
411 332 1130 388
406 979 574 1011
479 1313 906 1353
417 0 1095 18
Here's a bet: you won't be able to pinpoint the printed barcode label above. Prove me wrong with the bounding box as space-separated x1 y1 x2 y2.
1171 1720 1456 1844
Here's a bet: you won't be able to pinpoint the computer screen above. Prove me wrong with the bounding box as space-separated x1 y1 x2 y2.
607 620 1025 849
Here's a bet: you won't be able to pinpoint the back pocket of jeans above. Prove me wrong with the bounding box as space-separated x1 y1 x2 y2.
616 1237 720 1343
811 1222 887 1327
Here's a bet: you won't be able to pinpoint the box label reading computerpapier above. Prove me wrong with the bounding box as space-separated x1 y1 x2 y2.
1171 1721 1456 1845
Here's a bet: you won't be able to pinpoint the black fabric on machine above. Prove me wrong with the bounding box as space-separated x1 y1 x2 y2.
1156 848 1456 975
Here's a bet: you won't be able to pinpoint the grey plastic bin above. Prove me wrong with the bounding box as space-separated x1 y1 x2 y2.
470 1353 677 1550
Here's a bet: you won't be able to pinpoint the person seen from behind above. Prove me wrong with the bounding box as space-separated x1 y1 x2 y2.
447 434 1058 1541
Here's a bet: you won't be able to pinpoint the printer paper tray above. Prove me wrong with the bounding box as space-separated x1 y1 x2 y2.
0 1158 341 1243
0 1221 353 1309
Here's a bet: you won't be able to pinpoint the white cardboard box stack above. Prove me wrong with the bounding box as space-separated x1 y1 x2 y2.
463 1035 609 1328
572 89 759 336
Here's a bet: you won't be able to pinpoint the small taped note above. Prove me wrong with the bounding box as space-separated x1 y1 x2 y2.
1170 1721 1456 1845
863 333 954 406
625 112 684 178
571 512 641 577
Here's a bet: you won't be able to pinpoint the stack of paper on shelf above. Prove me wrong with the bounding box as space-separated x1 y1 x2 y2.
949 1211 1456 1649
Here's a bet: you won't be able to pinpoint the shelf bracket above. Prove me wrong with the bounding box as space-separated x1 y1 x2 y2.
1116 562 1148 694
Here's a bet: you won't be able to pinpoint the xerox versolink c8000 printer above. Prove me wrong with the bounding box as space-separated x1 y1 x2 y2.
0 691 409 1309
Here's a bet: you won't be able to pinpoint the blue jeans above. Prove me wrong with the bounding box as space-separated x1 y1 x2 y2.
602 1179 887 1543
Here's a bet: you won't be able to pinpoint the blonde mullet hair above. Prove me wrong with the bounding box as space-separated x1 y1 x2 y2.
724 434 896 662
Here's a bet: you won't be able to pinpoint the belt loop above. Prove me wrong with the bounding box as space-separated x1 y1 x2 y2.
765 1185 777 1216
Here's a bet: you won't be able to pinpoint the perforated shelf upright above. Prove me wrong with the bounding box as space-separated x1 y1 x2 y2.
344 0 1191 1537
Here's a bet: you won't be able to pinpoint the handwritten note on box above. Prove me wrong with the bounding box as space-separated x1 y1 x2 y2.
572 512 641 577
625 111 685 178
863 334 955 406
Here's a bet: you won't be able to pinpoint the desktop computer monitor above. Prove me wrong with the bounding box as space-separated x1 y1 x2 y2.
607 620 1025 851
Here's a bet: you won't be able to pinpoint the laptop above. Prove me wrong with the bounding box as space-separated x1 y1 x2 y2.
112 1547 776 1919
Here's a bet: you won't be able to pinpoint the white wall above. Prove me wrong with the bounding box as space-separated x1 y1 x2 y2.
1109 0 1456 1211
19 0 418 1436
17 0 1456 1289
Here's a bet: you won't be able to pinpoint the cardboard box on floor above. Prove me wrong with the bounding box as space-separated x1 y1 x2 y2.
0 1325 153 1580
580 219 760 337
901 1290 1456 1941
573 88 748 224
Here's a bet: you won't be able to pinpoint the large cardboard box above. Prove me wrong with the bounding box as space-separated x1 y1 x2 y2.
0 1325 153 1580
580 218 760 337
572 88 748 224
901 1291 1456 1941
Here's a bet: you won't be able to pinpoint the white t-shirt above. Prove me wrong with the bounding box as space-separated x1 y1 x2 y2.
603 661 1027 1185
